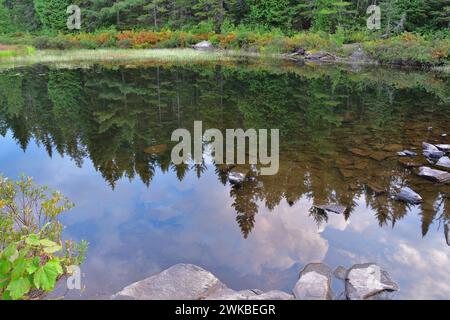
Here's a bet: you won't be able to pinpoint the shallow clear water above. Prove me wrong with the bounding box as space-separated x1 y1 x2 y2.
0 62 449 299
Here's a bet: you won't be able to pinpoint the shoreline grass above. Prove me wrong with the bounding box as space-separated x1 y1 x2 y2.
0 48 272 64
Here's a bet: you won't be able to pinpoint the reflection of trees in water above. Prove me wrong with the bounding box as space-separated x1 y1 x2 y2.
0 64 449 239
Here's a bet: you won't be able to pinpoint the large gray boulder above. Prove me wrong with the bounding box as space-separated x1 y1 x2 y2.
418 167 450 183
113 264 294 300
112 264 228 300
192 41 214 51
395 187 423 205
345 263 399 300
293 263 333 300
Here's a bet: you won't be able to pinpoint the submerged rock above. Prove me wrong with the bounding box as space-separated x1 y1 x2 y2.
437 156 450 169
418 167 450 183
228 167 251 185
398 158 423 168
144 144 168 155
112 264 228 300
192 41 214 51
228 172 245 185
293 263 333 300
345 263 399 300
349 148 371 157
397 150 417 157
334 266 348 280
313 204 348 215
395 187 423 205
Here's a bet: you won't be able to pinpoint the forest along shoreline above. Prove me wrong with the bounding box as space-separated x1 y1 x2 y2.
0 41 449 74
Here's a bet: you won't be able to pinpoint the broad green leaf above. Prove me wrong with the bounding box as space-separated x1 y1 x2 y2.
46 259 63 275
26 257 40 274
0 272 9 289
33 260 62 292
25 234 40 246
11 258 30 280
43 245 62 254
7 277 31 300
0 259 10 274
39 239 58 247
2 290 12 300
2 243 17 259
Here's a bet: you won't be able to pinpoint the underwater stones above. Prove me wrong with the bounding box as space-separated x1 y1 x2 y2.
228 167 249 185
397 150 417 157
339 168 354 179
336 157 354 167
143 144 168 155
112 264 228 300
345 263 399 300
383 144 403 152
293 263 333 300
192 41 214 51
369 151 390 162
313 204 348 215
349 148 371 157
228 172 246 185
436 156 450 169
395 187 423 205
398 158 423 168
417 167 450 183
366 181 385 195
436 144 450 152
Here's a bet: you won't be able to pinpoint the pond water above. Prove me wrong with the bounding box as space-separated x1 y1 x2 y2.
0 61 449 299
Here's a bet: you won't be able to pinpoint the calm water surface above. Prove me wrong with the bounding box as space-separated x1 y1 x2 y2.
0 62 449 299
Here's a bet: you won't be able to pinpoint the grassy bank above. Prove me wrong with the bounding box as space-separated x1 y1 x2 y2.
0 45 35 58
0 30 448 68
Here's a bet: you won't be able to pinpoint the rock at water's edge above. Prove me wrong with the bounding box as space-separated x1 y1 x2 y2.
436 144 450 152
418 167 450 183
423 142 439 151
395 187 423 205
112 264 228 300
334 266 348 280
293 263 333 300
345 263 399 300
192 41 214 51
436 156 450 169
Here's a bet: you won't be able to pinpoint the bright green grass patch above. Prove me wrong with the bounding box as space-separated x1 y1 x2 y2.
0 46 36 59
0 48 276 68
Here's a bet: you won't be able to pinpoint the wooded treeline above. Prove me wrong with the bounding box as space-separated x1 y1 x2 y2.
0 0 448 35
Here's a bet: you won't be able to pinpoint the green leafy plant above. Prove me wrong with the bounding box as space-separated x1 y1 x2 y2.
0 175 88 300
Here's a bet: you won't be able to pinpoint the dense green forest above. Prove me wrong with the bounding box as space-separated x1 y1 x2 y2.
0 0 448 35
0 1 449 67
